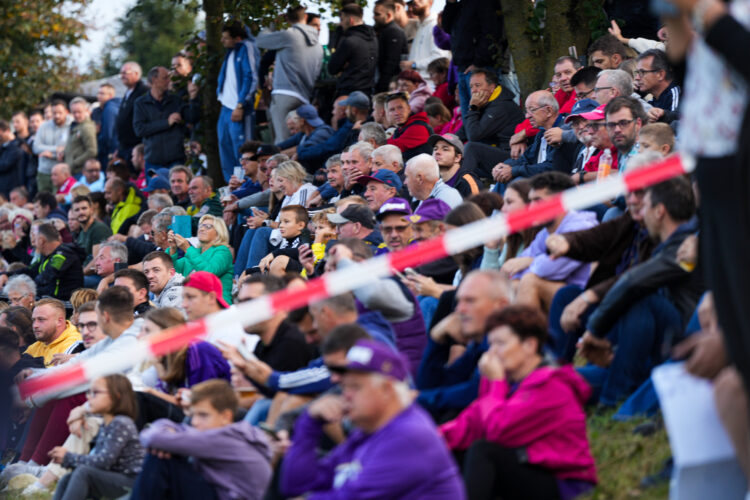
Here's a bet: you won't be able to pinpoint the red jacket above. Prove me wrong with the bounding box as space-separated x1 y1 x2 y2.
584 147 619 173
440 365 597 484
387 112 432 154
514 89 578 138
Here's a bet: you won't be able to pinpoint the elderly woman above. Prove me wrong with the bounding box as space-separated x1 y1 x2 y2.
244 160 316 269
440 305 597 500
166 214 233 305
397 70 432 114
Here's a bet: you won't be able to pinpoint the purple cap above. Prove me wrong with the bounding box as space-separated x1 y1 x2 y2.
409 198 451 223
329 340 410 382
376 197 412 220
357 169 403 191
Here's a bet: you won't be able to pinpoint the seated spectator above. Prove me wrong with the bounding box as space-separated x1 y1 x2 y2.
168 165 193 209
4 274 36 310
370 92 389 127
635 49 680 123
357 121 387 148
104 177 144 235
72 195 112 267
339 142 375 198
48 374 145 500
113 269 152 316
637 122 674 155
427 57 455 110
167 214 233 305
577 105 620 180
258 205 311 273
92 241 128 290
281 340 465 499
372 143 405 176
2 209 34 265
227 144 264 200
570 66 600 101
440 306 597 500
0 305 34 349
397 69 432 113
51 163 76 205
33 191 67 222
327 204 385 248
588 33 628 70
579 177 703 406
276 105 334 165
376 197 414 253
493 91 579 187
181 271 227 323
147 193 174 212
404 153 463 209
481 179 537 271
425 100 455 135
186 175 223 221
25 298 82 366
359 169 403 212
506 173 597 312
429 133 482 198
385 92 433 161
132 379 272 500
142 175 170 196
142 251 184 310
563 99 601 185
460 68 524 179
605 96 646 172
74 158 105 194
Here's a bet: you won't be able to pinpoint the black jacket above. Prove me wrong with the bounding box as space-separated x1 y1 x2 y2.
459 87 524 151
328 24 378 95
442 0 509 72
116 80 149 150
588 218 704 338
0 139 25 197
133 91 189 166
376 21 408 93
12 243 84 300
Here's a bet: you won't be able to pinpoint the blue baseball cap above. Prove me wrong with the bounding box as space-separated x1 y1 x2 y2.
296 104 324 128
357 169 402 191
337 91 370 110
143 175 170 193
564 98 600 124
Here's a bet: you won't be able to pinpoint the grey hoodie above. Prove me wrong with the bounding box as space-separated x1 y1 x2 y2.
153 272 184 311
257 23 323 102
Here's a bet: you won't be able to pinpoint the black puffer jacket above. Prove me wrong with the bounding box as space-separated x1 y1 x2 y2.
442 0 509 72
328 24 378 96
116 80 149 150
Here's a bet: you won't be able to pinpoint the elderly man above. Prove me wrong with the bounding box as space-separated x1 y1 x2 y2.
375 197 414 253
635 49 680 123
94 241 128 285
33 99 72 193
4 275 36 310
404 153 462 210
281 340 465 499
358 169 402 212
327 204 384 248
64 97 97 176
371 144 404 177
142 250 184 310
493 91 579 187
276 104 334 173
116 61 149 168
73 158 105 193
187 175 223 220
339 142 375 198
50 163 76 205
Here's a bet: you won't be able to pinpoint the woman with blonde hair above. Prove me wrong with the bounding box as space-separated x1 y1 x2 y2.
166 214 233 304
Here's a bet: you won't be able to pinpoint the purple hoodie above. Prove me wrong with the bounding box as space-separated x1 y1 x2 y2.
140 419 272 500
281 404 466 499
515 211 599 288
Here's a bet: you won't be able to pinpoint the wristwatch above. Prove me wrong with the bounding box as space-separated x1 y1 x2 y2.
236 103 244 109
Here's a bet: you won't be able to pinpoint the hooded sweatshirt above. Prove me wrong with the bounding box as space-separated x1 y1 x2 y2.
328 24 378 95
257 24 323 103
140 419 272 500
440 365 597 486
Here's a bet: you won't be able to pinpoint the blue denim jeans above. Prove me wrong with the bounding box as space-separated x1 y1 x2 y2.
247 226 273 268
217 105 245 183
130 455 218 500
547 284 591 363
234 227 257 276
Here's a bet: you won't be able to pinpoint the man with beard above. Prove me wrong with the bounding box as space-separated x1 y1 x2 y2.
605 96 645 173
33 99 72 193
72 195 112 267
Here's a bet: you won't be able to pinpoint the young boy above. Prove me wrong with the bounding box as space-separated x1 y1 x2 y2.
131 379 272 500
259 205 311 272
637 123 674 156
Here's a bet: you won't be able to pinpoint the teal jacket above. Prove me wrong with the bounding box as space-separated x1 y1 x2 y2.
169 244 234 305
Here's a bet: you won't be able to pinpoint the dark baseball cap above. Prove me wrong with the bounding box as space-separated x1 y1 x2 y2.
357 169 403 191
328 340 411 382
337 91 370 110
564 99 601 124
296 104 324 128
327 204 376 229
143 175 170 193
376 197 412 220
251 144 280 161
427 133 464 154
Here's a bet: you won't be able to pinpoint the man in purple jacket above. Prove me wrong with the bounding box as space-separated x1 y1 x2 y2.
506 172 598 312
281 340 466 499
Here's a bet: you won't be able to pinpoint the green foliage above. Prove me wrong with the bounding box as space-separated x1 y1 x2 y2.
525 0 546 42
0 0 88 117
118 0 199 73
582 0 610 42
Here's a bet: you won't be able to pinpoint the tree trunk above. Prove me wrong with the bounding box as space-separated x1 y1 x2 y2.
202 0 224 186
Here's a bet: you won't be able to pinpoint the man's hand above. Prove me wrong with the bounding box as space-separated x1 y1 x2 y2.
544 127 564 146
469 90 490 109
399 60 415 71
231 107 244 122
308 394 345 424
306 191 323 208
224 201 239 213
478 350 505 381
96 273 115 294
673 329 727 379
500 256 533 277
676 234 698 269
545 233 570 259
578 332 614 367
560 292 596 333
40 150 54 159
109 234 127 243
404 273 444 299
258 253 275 273
510 142 527 159
217 341 248 372
50 353 75 366
149 448 172 460
167 112 182 126
56 146 65 161
246 208 269 229
430 312 463 344
228 175 243 190
647 107 665 123
352 120 364 131
608 19 629 44
48 446 67 464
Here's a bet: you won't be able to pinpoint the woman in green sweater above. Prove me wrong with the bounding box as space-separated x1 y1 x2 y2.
166 214 234 304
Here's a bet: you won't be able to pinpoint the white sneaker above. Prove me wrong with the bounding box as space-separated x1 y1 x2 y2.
22 481 47 496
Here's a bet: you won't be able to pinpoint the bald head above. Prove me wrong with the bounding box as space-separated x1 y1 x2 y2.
50 163 72 189
525 90 559 130
404 154 440 201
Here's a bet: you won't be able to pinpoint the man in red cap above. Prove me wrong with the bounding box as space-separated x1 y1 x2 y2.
181 271 229 322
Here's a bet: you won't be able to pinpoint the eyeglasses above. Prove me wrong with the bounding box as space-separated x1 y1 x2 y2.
86 389 108 398
76 321 99 332
633 69 660 77
576 89 594 99
198 223 214 230
593 86 613 93
605 119 635 131
239 156 253 163
381 224 410 234
584 121 605 131
526 105 549 114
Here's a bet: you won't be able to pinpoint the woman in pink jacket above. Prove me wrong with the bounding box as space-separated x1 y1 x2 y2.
440 305 597 500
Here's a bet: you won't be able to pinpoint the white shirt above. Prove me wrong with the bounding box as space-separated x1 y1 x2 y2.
219 50 239 110
408 13 451 88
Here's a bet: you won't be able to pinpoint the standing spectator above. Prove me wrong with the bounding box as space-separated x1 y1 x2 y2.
393 0 419 49
217 21 257 182
385 92 433 161
257 6 323 143
0 120 25 198
399 0 450 88
50 163 76 205
396 70 432 113
33 99 71 193
73 159 105 193
442 0 510 118
133 67 191 170
635 49 680 123
588 34 628 70
115 62 149 168
328 4 378 97
373 0 408 93
64 97 97 177
13 111 38 194
93 83 121 169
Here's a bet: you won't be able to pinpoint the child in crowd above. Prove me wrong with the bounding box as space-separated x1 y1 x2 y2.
258 205 311 272
131 379 272 500
48 374 145 500
637 122 675 156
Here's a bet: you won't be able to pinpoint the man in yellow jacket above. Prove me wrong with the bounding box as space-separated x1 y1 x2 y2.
104 177 143 234
25 298 82 366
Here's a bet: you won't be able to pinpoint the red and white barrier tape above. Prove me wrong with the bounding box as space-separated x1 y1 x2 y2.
18 153 694 400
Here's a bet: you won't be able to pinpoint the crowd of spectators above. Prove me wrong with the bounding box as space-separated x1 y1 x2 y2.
1 0 748 498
